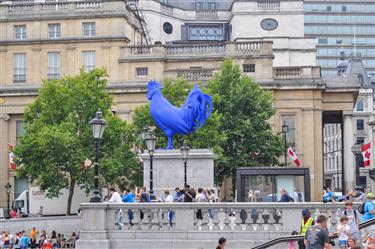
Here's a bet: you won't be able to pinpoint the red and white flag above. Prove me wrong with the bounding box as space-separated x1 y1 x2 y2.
8 143 16 170
362 142 371 167
288 147 301 167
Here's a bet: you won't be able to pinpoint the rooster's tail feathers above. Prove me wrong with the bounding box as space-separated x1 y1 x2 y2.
185 85 213 129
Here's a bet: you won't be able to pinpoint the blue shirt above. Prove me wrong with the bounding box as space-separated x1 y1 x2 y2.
20 236 29 246
323 192 333 202
122 192 135 203
362 201 375 222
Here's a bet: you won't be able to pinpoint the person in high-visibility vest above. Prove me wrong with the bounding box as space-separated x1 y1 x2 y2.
298 209 315 249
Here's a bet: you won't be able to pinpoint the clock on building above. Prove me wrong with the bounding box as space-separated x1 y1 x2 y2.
260 18 278 31
163 22 173 34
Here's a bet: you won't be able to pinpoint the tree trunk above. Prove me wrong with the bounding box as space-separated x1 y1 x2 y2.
67 179 75 215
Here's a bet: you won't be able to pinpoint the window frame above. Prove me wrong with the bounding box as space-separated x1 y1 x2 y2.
48 23 61 39
243 64 255 73
82 22 96 37
136 67 148 77
356 119 365 131
14 25 27 40
82 51 96 72
13 53 26 83
47 52 61 80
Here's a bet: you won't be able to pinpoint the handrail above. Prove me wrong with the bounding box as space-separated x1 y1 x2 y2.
251 217 375 249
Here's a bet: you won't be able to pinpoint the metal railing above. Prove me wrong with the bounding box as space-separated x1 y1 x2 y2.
252 217 375 249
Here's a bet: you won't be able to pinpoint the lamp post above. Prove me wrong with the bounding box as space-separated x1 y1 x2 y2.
4 182 12 217
351 143 363 186
144 129 156 200
180 141 190 188
282 121 289 166
89 111 107 203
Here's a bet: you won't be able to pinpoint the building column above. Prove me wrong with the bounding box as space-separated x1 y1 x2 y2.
0 114 10 207
343 111 354 192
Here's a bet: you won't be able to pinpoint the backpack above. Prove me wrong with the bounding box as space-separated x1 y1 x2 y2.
358 201 366 214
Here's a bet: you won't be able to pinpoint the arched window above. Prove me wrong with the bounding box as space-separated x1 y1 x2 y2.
356 100 364 111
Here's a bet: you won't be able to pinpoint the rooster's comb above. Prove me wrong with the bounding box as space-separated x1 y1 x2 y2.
147 80 162 90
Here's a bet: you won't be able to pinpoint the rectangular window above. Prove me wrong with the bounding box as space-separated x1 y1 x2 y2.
243 64 255 73
16 120 24 145
326 6 332 11
83 22 96 37
82 51 95 72
14 25 26 40
318 38 328 44
48 52 60 80
342 6 347 12
13 53 26 83
136 67 148 77
48 23 61 38
356 119 364 131
281 115 296 149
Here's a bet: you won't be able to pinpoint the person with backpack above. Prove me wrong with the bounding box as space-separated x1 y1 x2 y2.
279 188 293 202
341 200 360 241
361 192 375 241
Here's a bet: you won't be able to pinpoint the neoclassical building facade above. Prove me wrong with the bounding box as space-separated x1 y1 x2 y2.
0 0 360 205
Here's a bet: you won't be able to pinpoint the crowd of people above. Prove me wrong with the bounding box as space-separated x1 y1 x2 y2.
107 185 218 229
298 192 375 249
0 229 79 249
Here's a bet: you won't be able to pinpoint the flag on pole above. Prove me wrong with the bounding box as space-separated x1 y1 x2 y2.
362 142 371 167
288 147 301 167
8 143 16 170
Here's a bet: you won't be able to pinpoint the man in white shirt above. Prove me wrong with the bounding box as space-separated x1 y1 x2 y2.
108 187 122 203
108 187 123 229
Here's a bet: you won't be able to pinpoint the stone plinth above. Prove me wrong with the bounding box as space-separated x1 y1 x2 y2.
141 149 216 197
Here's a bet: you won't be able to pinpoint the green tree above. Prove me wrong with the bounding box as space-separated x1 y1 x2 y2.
132 78 226 184
14 69 140 214
207 59 283 193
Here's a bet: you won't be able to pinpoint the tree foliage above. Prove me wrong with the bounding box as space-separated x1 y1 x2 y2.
207 59 283 188
14 69 140 214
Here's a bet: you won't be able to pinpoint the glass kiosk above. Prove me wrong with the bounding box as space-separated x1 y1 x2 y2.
236 167 311 202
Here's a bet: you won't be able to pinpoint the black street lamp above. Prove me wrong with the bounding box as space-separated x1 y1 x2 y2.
144 129 156 200
351 143 363 186
89 111 107 203
282 121 289 166
4 182 12 218
180 141 190 188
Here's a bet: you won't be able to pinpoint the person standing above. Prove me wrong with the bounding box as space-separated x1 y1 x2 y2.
299 209 315 249
20 232 30 249
304 214 331 249
361 192 375 240
122 188 135 226
30 227 38 249
173 187 184 202
108 187 123 229
341 201 360 241
13 233 21 249
337 216 350 249
279 188 292 202
195 188 207 220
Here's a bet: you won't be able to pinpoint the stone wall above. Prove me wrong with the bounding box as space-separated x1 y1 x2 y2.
0 216 81 235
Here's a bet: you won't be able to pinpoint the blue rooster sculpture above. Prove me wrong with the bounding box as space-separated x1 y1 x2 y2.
147 80 213 149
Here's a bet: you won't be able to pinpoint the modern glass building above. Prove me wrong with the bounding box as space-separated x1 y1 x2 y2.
304 0 375 77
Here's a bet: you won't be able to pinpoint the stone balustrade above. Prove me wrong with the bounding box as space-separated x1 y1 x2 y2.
121 41 273 61
176 69 214 81
2 1 130 17
76 202 354 249
273 66 321 79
